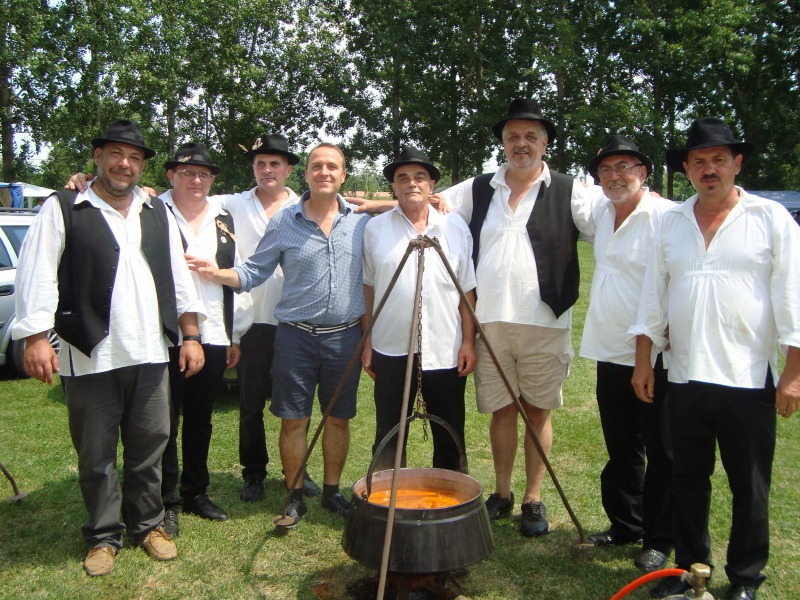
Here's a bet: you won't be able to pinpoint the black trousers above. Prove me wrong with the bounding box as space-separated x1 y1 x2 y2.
669 375 776 588
596 356 673 552
372 351 467 472
162 344 228 504
236 323 276 482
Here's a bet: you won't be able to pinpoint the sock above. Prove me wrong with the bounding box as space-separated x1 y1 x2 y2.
323 484 339 497
291 488 304 502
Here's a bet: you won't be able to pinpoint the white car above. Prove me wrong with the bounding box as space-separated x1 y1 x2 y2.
0 208 59 376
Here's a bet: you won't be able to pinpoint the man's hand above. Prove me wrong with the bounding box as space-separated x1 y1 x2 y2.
631 335 656 403
185 254 242 288
23 332 59 384
456 341 476 377
361 340 375 381
345 196 397 214
429 193 450 214
226 343 242 369
631 362 655 403
65 173 90 193
179 340 205 377
776 346 800 418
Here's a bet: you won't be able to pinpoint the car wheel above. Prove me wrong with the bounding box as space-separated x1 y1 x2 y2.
8 329 60 378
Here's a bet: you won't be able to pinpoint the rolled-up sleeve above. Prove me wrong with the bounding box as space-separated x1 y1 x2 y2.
770 206 800 352
627 220 670 350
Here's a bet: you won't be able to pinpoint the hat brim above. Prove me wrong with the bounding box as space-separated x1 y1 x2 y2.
587 150 653 181
92 137 157 160
666 141 755 173
383 160 441 183
492 116 557 143
163 159 221 175
243 148 300 165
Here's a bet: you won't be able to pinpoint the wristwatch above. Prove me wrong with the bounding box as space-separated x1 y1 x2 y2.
182 335 202 344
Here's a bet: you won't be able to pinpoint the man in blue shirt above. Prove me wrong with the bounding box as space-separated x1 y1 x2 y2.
189 143 370 524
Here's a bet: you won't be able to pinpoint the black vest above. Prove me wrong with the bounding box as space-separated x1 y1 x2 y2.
55 190 180 357
168 203 237 342
214 209 236 341
468 170 579 318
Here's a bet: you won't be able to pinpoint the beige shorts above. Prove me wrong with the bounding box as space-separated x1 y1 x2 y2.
474 321 572 414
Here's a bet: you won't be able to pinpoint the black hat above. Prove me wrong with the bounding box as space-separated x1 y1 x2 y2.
91 119 156 159
163 142 221 174
666 117 755 173
491 99 557 142
241 133 300 165
382 147 441 183
587 135 653 180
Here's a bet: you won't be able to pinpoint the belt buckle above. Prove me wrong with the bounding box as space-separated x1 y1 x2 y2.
309 324 319 337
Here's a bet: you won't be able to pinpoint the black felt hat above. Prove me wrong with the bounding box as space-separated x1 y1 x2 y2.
241 133 300 165
163 142 221 174
666 117 755 173
91 120 156 159
382 147 441 183
491 99 557 142
587 135 653 180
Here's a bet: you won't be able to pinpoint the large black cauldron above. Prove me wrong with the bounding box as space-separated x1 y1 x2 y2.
342 467 494 573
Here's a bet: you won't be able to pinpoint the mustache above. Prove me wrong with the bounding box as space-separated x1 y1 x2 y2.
701 175 720 183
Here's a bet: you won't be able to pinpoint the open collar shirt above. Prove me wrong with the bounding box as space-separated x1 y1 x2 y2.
363 204 476 370
234 192 370 326
214 186 299 325
628 187 800 387
441 163 599 328
161 191 253 345
13 186 203 376
579 190 675 366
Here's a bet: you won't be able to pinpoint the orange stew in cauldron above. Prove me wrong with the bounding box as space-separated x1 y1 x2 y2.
367 488 462 509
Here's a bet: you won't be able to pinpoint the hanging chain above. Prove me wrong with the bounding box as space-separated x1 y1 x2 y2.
414 238 428 441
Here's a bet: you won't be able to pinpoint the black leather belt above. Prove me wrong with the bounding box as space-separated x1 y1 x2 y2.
284 318 361 336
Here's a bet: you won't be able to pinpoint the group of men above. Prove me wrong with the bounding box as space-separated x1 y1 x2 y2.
12 100 799 600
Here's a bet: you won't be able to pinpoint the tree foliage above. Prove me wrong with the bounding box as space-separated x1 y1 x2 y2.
3 0 798 194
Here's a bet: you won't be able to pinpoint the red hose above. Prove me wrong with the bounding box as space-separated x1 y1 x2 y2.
610 568 687 600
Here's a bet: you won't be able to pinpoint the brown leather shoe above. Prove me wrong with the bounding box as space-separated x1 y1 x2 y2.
139 526 177 561
84 545 116 576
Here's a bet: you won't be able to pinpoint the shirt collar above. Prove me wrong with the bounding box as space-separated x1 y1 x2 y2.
389 201 445 233
494 161 552 189
296 191 351 219
79 183 151 211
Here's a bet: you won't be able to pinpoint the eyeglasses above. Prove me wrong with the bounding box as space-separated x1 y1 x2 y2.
175 169 214 181
597 163 643 178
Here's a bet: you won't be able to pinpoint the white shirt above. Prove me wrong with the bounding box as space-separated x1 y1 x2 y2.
441 163 599 328
579 190 675 366
363 205 476 370
161 191 253 345
13 186 203 376
214 187 299 325
629 188 800 387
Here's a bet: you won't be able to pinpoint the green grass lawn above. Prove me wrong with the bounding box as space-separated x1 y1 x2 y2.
1 241 799 599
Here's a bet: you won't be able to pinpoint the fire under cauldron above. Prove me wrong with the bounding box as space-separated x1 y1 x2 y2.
342 467 494 574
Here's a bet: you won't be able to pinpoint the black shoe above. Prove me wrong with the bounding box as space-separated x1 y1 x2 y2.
303 472 321 498
635 548 669 573
163 508 180 538
321 492 350 517
649 576 690 599
240 478 264 502
587 530 643 547
284 495 308 526
520 499 549 537
725 584 757 600
184 494 230 521
485 492 514 523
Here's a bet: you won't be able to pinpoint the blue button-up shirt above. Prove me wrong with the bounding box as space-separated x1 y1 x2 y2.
234 193 370 326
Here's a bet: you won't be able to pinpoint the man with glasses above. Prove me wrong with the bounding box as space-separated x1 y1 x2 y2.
435 99 599 538
580 136 675 572
159 143 253 535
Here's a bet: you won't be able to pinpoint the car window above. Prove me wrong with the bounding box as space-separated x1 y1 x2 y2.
0 224 30 256
0 238 11 269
